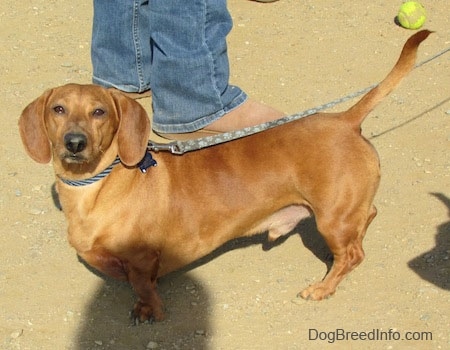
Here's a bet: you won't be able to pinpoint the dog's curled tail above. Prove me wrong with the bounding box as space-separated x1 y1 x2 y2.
345 30 433 127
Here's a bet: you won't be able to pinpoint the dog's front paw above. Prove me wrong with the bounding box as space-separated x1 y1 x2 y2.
131 300 165 325
298 282 335 301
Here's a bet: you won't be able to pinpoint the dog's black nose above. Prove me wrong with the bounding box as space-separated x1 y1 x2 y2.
64 133 87 154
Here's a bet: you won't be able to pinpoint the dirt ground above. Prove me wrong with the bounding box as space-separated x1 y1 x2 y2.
1 0 449 349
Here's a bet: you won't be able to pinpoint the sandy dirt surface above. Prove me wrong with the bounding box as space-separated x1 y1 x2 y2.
1 0 449 349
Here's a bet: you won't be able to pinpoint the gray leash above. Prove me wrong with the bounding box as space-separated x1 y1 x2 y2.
148 85 375 155
148 46 449 155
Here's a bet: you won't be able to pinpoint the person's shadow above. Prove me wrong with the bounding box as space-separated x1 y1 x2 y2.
73 272 212 350
408 193 450 291
72 216 330 349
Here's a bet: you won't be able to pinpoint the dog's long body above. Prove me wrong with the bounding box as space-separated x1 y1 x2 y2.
19 31 431 322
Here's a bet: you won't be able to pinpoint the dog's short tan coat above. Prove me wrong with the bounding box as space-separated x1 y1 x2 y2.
19 31 430 322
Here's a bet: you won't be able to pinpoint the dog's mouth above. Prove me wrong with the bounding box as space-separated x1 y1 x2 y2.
58 150 103 176
62 152 88 164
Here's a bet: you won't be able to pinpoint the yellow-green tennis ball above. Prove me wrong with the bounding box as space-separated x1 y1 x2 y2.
397 1 427 30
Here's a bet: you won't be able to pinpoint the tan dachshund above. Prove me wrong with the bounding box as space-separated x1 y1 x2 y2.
19 31 431 322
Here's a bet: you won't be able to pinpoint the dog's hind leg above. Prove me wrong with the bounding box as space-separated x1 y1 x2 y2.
299 205 377 300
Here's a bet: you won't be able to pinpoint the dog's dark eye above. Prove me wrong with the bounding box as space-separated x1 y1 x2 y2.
93 109 105 117
53 105 65 114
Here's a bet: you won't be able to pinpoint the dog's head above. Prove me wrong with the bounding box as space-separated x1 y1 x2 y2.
19 84 150 175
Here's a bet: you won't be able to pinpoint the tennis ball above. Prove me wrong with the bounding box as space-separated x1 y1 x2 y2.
397 1 427 30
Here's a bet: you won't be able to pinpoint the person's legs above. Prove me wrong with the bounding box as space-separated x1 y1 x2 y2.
150 0 250 133
91 0 151 93
91 0 283 135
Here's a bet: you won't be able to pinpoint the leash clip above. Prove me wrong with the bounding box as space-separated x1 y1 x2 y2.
148 141 183 155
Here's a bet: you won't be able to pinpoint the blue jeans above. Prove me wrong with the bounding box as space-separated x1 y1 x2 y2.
92 0 247 133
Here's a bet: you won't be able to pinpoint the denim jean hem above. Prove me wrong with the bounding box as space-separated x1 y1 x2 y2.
92 76 151 94
152 91 248 134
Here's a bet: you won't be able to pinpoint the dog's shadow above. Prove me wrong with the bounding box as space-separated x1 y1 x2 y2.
51 183 62 210
408 192 450 291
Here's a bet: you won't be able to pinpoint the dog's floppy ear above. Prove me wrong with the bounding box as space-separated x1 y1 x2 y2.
110 90 150 166
18 89 53 164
